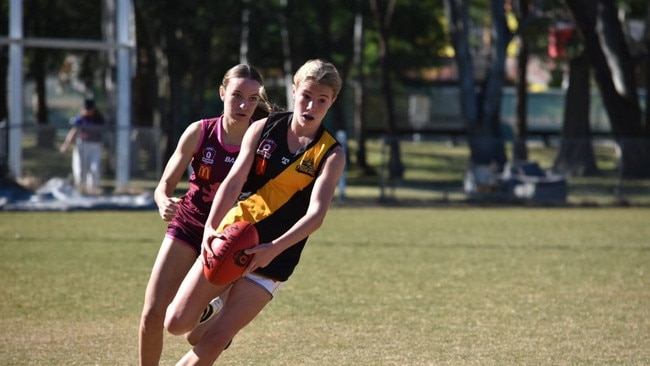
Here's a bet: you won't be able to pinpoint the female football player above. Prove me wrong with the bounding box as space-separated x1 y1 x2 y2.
139 64 272 366
165 59 345 365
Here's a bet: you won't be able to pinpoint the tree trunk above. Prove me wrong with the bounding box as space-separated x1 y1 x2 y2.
469 0 509 169
566 0 650 178
513 0 529 162
132 7 156 128
553 51 599 176
240 0 251 64
33 50 48 125
445 0 508 170
162 21 185 161
0 48 7 176
352 4 370 171
444 0 478 128
370 0 403 179
645 0 650 129
280 0 294 110
32 49 55 148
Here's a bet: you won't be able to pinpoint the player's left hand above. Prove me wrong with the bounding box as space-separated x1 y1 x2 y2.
200 231 222 265
242 243 278 276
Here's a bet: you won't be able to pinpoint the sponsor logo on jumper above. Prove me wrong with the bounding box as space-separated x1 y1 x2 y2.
281 157 290 165
197 164 212 180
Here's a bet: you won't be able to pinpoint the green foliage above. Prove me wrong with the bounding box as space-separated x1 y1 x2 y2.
618 0 648 16
386 1 448 73
0 208 648 364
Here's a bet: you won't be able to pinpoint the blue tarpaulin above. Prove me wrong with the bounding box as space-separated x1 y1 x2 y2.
1 178 156 211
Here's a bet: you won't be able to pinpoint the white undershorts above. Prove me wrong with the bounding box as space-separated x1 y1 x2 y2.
243 273 284 298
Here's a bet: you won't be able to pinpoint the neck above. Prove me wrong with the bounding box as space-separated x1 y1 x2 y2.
288 118 318 154
221 116 248 145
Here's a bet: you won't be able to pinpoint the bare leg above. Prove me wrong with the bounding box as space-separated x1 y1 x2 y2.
165 259 229 336
187 286 231 345
139 238 197 366
175 278 272 365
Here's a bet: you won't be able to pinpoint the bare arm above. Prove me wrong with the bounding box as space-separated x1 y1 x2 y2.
203 119 267 239
59 127 79 153
154 121 202 221
243 144 346 274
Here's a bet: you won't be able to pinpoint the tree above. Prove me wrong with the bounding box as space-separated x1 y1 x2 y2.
352 0 370 171
553 49 599 175
549 2 600 176
511 0 552 162
512 0 531 162
132 1 247 158
444 0 509 171
369 0 403 179
283 0 358 133
565 0 650 178
645 0 650 129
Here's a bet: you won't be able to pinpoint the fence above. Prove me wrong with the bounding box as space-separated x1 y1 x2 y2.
363 87 645 141
2 123 163 192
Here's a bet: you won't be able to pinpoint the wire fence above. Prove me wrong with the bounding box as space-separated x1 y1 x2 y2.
1 123 163 192
364 135 650 206
2 122 649 206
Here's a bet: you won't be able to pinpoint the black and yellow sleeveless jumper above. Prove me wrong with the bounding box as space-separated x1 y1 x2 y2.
218 111 340 281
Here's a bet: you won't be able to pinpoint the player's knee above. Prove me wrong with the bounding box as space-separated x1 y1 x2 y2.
164 310 194 335
186 329 201 346
140 303 165 329
165 318 190 336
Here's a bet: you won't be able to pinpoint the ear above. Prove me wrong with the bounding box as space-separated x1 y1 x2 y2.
219 85 225 101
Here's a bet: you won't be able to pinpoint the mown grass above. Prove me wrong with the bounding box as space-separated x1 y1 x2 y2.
0 208 648 365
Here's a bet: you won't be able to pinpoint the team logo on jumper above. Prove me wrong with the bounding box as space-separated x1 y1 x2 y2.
296 157 316 177
201 147 216 165
257 139 277 158
255 139 277 175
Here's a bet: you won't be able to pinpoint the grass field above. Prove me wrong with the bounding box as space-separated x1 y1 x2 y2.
0 207 648 365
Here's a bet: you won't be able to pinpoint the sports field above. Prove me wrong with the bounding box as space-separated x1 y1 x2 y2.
0 207 648 365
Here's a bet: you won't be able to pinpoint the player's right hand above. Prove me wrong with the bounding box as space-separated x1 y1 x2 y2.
159 197 181 222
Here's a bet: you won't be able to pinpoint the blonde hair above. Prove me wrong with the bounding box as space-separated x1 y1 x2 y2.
293 59 341 98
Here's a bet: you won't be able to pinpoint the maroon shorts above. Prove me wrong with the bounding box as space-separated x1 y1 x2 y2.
165 220 203 255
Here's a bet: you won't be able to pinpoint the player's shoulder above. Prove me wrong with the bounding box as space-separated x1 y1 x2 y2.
326 144 346 165
248 118 269 134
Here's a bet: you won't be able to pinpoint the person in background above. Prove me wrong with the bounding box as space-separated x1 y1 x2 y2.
139 64 273 366
165 59 345 365
59 98 106 194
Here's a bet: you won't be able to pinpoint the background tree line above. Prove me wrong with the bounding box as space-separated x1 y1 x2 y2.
1 0 648 180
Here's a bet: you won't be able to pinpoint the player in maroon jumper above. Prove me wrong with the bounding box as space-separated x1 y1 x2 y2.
166 59 345 365
138 64 272 366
